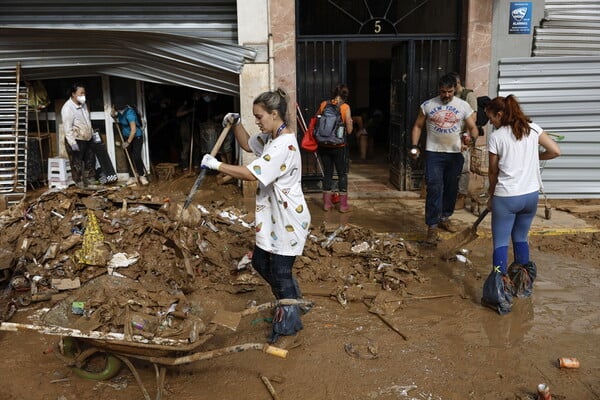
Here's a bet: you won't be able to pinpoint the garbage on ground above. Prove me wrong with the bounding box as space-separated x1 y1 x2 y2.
0 187 423 334
557 357 580 369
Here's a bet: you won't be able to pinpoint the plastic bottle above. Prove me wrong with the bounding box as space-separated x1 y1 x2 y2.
92 129 101 143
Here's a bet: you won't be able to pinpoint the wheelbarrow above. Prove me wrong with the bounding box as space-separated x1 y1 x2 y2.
0 275 314 400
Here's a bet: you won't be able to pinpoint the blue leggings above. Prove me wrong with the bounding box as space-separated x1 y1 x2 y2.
491 191 538 273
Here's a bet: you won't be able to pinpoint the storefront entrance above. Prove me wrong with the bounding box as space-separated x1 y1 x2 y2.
296 0 461 191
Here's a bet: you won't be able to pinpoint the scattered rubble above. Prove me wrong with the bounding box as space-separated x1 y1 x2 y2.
0 185 424 337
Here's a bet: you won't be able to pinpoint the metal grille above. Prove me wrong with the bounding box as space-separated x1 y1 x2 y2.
0 64 28 205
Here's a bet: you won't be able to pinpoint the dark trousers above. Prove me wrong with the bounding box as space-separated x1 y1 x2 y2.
424 151 464 227
251 245 301 300
318 145 348 192
90 141 116 177
127 136 145 177
65 139 95 183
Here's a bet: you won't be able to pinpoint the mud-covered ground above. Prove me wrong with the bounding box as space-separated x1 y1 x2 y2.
0 174 598 400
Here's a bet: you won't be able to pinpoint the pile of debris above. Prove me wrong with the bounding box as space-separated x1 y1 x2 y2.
0 186 424 337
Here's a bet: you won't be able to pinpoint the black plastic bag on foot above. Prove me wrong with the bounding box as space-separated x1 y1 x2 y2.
508 261 537 298
269 304 303 344
481 268 513 315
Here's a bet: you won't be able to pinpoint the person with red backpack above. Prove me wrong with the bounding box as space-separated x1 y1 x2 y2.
315 84 354 212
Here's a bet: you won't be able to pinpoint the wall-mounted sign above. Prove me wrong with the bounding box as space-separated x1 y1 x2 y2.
509 2 532 34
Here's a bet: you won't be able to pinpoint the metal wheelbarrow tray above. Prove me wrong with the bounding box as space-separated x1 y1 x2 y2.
0 275 308 400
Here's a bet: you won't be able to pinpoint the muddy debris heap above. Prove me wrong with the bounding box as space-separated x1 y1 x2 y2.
0 185 424 341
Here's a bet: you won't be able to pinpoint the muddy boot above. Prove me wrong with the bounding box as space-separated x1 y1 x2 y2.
455 194 466 210
323 191 333 211
425 226 440 244
338 193 351 213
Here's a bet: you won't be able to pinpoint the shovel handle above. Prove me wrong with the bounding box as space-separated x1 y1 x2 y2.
472 208 489 229
263 344 288 359
210 123 232 157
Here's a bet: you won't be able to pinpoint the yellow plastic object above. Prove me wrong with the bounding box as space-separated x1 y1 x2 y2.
75 209 106 266
263 344 288 359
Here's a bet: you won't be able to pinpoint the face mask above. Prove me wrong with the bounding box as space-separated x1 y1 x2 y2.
76 95 86 104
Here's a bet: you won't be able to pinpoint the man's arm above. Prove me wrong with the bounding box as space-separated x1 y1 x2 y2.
464 113 479 141
61 105 76 146
411 109 426 147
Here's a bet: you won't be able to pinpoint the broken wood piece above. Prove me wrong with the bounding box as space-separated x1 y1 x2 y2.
260 375 281 400
405 293 455 301
364 300 408 341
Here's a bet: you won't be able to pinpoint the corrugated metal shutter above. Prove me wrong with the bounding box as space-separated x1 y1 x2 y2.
498 56 600 199
0 0 238 42
0 1 256 94
533 0 600 56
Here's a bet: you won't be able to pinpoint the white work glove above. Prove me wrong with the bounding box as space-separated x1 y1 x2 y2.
70 142 80 152
222 112 240 128
123 140 130 149
201 154 222 171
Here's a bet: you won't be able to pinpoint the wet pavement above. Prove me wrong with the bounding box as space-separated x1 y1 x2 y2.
305 161 600 240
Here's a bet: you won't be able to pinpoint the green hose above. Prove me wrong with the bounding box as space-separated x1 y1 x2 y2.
62 337 123 381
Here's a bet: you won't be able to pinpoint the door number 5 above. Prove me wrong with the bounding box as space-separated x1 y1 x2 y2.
374 20 381 33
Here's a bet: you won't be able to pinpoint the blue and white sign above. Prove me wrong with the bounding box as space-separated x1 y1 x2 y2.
509 2 532 34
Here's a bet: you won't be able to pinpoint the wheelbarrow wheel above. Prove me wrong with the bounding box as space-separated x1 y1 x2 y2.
61 337 123 381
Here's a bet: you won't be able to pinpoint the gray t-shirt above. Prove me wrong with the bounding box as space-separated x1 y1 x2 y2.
421 96 474 153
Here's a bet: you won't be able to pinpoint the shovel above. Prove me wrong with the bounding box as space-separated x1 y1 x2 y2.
114 121 141 185
179 122 232 216
438 208 489 260
211 298 315 331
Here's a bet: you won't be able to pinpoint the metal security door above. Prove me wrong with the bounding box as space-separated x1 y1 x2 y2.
388 38 459 190
296 40 345 191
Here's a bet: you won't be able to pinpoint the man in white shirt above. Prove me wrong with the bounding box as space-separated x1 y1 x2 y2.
409 74 479 244
61 83 95 188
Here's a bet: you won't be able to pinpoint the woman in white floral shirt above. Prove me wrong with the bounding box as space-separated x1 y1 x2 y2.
201 88 311 344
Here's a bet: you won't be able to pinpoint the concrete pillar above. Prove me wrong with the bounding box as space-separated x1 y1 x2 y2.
236 0 297 196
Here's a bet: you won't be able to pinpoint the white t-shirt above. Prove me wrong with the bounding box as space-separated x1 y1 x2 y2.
247 132 311 256
421 96 474 153
488 122 542 197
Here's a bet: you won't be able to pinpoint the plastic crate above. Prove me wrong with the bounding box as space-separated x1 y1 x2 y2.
48 158 74 188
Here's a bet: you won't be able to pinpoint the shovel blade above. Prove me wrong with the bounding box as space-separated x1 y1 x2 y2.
438 228 479 260
438 209 489 260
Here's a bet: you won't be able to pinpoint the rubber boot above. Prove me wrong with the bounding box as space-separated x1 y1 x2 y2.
322 191 333 211
338 193 351 213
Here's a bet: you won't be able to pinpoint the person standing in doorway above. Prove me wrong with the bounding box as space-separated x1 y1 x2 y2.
112 100 148 186
61 83 95 188
316 84 354 212
409 74 479 244
200 88 311 346
449 72 479 210
484 95 560 312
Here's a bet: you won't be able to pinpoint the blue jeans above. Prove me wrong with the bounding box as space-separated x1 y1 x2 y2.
491 191 538 273
251 245 301 300
424 151 464 227
318 146 348 192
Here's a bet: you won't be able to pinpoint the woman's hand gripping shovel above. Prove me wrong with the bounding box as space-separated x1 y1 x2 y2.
438 208 489 260
176 123 232 227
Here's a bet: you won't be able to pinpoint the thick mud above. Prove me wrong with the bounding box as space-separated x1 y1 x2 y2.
0 175 598 400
